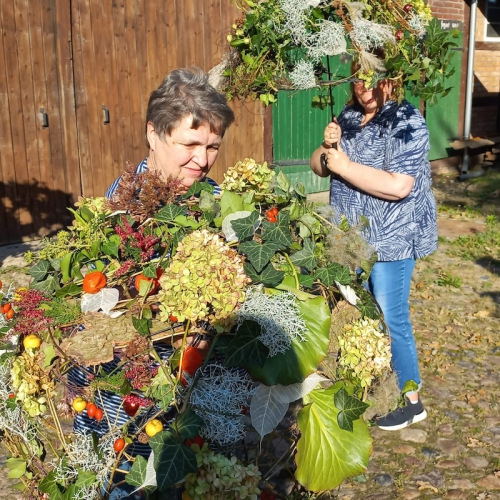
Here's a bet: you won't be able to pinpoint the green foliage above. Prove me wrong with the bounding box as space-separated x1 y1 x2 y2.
224 0 457 105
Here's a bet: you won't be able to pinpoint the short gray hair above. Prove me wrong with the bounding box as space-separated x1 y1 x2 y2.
145 67 235 148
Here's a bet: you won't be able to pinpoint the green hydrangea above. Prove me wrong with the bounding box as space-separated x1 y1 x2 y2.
184 443 261 499
220 157 275 193
157 230 250 328
337 318 392 388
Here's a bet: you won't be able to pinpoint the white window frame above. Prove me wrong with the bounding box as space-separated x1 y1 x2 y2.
485 0 500 41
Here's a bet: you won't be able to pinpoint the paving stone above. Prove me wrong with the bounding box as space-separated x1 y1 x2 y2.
476 474 500 490
436 438 465 456
402 489 420 499
449 479 475 490
421 447 440 460
464 456 489 469
394 444 416 455
443 490 469 499
400 428 428 443
438 424 454 435
413 469 446 489
437 459 461 468
373 473 393 487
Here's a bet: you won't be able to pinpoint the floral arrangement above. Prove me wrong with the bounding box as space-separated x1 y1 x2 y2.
0 159 396 499
221 0 458 106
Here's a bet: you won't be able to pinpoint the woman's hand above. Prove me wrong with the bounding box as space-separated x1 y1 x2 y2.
323 120 341 148
323 148 351 176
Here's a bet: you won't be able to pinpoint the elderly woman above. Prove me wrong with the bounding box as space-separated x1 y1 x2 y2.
310 74 437 431
69 68 235 498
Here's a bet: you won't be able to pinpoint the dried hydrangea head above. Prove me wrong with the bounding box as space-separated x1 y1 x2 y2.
220 157 275 193
157 229 250 327
106 161 184 222
337 317 392 388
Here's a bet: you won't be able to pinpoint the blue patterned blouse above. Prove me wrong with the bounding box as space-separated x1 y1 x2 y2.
331 99 438 261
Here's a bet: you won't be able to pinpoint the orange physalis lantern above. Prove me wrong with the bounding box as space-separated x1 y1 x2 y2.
82 271 107 294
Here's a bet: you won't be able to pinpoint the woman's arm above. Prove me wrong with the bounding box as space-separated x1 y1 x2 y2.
310 120 342 177
321 148 414 200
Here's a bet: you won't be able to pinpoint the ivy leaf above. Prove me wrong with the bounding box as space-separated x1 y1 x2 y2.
150 432 197 491
31 276 59 294
29 260 50 282
290 238 316 271
142 263 158 279
297 274 315 289
55 283 82 298
231 211 260 241
316 263 352 286
262 211 292 248
102 239 119 258
6 457 26 479
38 471 64 500
356 288 381 319
132 316 151 337
295 386 372 491
225 320 269 368
334 387 370 432
171 407 203 441
260 263 285 288
239 240 278 273
126 455 148 486
155 204 186 222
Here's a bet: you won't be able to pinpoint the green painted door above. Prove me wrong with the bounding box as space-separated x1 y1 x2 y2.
272 56 351 194
425 31 464 160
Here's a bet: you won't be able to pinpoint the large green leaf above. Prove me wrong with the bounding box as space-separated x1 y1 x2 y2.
231 211 260 241
315 263 351 286
290 238 316 271
224 320 268 368
155 204 186 222
6 457 26 479
55 283 82 298
38 471 64 500
244 262 285 288
29 260 50 282
262 211 292 247
132 316 151 337
172 407 203 441
295 386 372 491
150 432 197 491
245 296 330 385
31 275 59 294
239 241 278 273
126 455 148 486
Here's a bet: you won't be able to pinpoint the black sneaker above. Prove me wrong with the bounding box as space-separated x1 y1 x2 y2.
376 396 427 431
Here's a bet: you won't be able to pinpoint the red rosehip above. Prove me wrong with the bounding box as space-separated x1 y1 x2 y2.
123 399 140 417
114 438 125 453
395 29 404 41
403 3 413 13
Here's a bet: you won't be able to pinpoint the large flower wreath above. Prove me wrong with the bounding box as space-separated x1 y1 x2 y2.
0 159 399 499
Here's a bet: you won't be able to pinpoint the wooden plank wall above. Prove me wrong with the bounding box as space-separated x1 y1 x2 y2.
0 0 266 245
72 0 266 198
0 0 79 245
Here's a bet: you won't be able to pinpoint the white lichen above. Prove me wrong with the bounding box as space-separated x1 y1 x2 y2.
238 287 307 357
190 364 256 445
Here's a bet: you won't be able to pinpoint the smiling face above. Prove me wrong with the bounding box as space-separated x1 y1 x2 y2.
146 115 222 189
353 79 393 117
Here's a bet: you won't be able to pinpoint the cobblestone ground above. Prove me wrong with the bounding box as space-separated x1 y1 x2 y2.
1 174 499 499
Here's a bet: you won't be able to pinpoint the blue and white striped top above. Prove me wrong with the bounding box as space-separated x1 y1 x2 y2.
106 157 221 198
332 100 438 261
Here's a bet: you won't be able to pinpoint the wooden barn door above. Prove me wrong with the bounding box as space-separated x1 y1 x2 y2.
0 0 80 245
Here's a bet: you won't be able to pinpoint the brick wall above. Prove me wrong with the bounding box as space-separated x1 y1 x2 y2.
428 0 464 22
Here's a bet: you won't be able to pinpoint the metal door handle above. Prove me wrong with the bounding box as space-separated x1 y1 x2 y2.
40 108 48 128
102 105 110 125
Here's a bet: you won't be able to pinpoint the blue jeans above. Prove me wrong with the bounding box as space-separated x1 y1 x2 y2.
367 259 421 391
